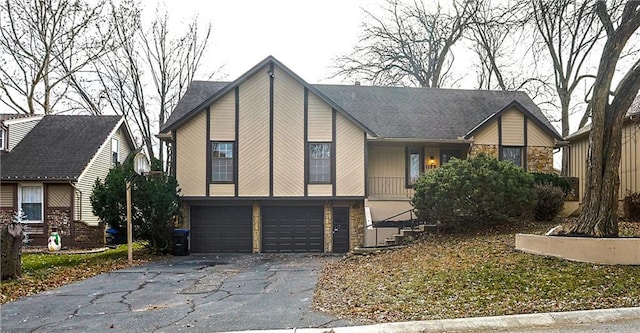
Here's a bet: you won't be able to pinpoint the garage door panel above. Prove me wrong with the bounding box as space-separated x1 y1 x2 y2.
190 206 252 253
262 206 324 253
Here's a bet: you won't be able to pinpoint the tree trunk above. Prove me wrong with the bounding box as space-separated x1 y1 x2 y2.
1 223 23 280
571 1 640 237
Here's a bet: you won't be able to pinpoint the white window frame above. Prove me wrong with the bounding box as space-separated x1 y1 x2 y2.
0 127 5 150
111 138 119 165
18 183 43 223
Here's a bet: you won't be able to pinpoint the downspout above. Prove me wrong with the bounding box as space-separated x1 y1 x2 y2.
70 182 82 221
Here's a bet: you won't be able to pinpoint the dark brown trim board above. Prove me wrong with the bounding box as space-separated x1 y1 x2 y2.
304 87 309 197
206 108 211 196
331 109 337 197
235 86 240 197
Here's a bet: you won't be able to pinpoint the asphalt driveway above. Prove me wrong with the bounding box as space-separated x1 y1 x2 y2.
1 253 352 332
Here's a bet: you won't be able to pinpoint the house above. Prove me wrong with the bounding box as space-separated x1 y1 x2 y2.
566 97 640 214
158 56 562 253
0 115 135 247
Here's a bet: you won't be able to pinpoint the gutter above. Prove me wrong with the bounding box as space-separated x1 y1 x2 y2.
368 137 473 144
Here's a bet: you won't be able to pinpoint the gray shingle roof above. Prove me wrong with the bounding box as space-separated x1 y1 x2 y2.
163 79 561 141
314 85 559 140
161 81 231 132
159 56 560 140
1 115 123 181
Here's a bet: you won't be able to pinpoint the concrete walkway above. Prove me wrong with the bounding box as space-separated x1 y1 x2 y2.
225 307 640 333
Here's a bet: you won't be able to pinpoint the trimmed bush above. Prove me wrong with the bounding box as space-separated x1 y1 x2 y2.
531 172 572 196
412 154 536 228
533 184 565 221
624 191 640 221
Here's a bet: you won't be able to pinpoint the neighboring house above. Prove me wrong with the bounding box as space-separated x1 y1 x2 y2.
0 115 135 247
158 56 562 253
566 98 640 213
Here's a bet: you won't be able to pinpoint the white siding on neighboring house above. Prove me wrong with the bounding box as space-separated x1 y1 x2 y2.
7 118 42 151
76 123 132 225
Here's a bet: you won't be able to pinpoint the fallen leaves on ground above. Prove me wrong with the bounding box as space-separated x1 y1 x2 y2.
1 245 164 304
313 219 640 323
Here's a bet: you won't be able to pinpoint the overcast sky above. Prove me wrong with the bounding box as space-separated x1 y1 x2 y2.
159 0 372 84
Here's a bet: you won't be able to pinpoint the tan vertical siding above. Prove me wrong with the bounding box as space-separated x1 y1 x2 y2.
308 93 332 142
48 185 71 207
473 121 499 145
367 145 405 178
273 67 304 196
7 118 41 151
209 184 235 196
176 112 206 197
501 109 525 145
336 113 365 196
620 122 640 198
307 184 333 196
238 69 270 196
528 120 554 147
569 137 589 202
0 185 14 207
210 92 235 141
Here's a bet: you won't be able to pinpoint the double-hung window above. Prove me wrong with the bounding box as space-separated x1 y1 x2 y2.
0 128 5 150
111 138 119 165
211 142 234 183
501 146 523 167
20 185 42 222
309 143 331 183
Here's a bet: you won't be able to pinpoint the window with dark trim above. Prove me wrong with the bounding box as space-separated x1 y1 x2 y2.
406 147 422 187
211 142 234 183
309 143 331 183
19 184 43 222
501 146 523 167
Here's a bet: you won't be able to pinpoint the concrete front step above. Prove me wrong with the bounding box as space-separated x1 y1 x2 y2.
383 224 439 246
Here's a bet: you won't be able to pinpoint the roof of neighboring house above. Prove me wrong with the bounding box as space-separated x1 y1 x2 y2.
161 56 561 141
1 115 126 181
565 96 640 141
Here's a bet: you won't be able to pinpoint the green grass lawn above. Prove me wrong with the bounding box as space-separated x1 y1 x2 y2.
313 221 640 323
1 243 162 304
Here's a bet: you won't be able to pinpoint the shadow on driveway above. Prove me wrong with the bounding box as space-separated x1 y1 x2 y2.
1 253 352 332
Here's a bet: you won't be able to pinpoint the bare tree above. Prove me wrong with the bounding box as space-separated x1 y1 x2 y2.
0 0 112 115
571 1 640 237
526 0 608 175
333 0 479 87
95 0 211 162
141 10 211 168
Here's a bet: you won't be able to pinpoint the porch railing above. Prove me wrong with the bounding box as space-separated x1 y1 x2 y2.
367 177 414 198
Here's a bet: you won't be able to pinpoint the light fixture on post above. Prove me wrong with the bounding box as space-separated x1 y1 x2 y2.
126 152 150 265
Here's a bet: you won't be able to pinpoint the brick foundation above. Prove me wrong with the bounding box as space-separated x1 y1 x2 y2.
72 221 105 248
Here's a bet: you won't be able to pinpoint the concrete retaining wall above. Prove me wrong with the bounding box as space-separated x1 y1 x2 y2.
515 234 640 265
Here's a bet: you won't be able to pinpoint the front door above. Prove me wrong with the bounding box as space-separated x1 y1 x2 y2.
332 207 349 253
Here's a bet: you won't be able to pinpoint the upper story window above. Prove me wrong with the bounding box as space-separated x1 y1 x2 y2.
0 127 5 150
211 142 234 183
19 184 42 223
111 138 119 165
501 146 523 167
309 143 331 183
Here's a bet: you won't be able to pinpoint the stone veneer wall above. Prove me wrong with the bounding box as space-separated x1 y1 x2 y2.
252 201 261 253
527 146 554 173
0 208 14 228
469 144 554 174
46 208 71 236
349 200 365 251
469 144 498 159
323 202 333 253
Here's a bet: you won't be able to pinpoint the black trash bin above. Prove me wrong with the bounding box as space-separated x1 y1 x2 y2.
172 229 190 256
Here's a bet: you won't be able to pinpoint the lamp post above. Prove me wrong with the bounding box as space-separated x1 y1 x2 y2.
127 152 150 265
